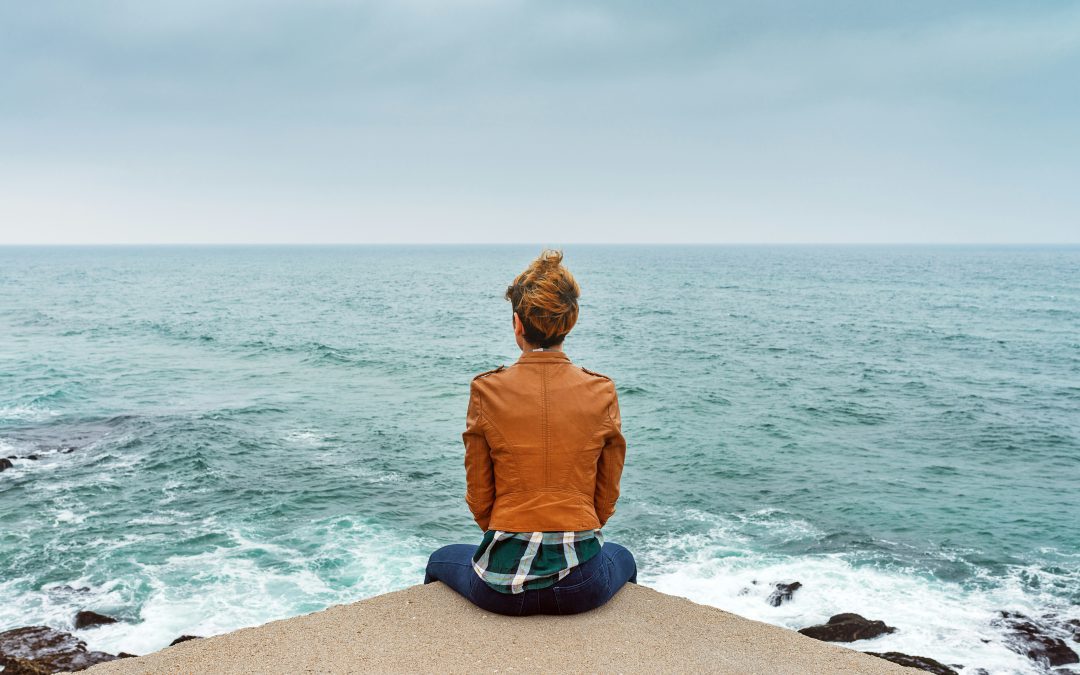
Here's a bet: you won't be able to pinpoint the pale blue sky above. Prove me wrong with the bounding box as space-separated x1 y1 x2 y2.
1 1 1078 244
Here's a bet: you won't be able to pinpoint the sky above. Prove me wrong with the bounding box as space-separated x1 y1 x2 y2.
1 1 1078 244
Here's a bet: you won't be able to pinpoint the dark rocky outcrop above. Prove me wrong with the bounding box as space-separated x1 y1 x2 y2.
1060 617 1079 642
766 581 802 607
25 454 40 460
797 613 896 642
993 611 1079 668
117 652 138 658
0 458 13 472
74 611 119 630
865 651 959 675
169 635 202 646
0 655 53 675
0 625 117 673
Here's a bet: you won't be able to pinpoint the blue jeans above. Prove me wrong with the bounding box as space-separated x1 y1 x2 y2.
424 541 638 616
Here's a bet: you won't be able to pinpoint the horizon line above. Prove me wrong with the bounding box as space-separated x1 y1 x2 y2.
2 242 1079 247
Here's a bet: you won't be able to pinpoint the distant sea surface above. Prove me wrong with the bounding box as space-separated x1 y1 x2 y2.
1 245 1077 673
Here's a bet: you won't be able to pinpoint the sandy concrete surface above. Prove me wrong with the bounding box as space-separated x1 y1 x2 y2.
80 582 918 674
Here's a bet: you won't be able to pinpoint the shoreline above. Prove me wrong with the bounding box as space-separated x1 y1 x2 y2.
70 582 920 674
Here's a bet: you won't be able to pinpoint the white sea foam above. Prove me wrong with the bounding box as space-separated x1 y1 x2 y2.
54 518 435 656
283 429 328 446
52 509 89 525
0 405 59 422
637 508 1079 675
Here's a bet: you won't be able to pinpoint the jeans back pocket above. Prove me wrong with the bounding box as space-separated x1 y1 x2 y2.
552 558 610 615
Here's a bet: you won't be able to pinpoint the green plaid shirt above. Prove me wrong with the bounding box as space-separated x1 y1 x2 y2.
471 529 605 595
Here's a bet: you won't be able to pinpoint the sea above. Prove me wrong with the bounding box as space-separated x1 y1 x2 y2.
1 245 1077 674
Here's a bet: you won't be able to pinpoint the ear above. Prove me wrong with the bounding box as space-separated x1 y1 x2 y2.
512 312 524 336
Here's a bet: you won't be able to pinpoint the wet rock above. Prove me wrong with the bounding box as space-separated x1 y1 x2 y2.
993 611 1079 668
25 454 40 460
0 625 117 672
797 613 896 642
60 446 77 454
0 655 52 675
0 458 12 472
865 651 958 675
169 635 202 646
1067 618 1080 642
766 581 802 607
74 611 118 630
117 652 138 659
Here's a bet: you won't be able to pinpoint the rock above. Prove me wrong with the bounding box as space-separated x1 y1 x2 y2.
60 446 77 454
169 635 202 646
797 613 896 642
74 610 119 630
117 652 138 658
865 651 959 675
26 454 40 460
0 458 12 472
766 581 802 607
1068 618 1080 642
0 625 117 672
993 611 1079 668
0 655 53 675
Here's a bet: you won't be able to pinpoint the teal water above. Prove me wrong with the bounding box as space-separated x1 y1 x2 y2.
1 245 1077 673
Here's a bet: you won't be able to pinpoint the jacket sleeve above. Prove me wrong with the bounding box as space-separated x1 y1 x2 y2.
462 381 495 531
594 382 627 528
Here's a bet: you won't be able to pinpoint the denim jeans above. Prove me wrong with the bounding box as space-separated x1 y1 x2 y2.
424 541 638 616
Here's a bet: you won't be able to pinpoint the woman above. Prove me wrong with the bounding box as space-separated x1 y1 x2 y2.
424 249 638 616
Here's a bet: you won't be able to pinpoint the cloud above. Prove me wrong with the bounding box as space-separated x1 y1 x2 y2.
0 1 1077 243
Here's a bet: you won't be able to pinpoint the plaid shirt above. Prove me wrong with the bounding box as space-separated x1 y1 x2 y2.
471 529 604 594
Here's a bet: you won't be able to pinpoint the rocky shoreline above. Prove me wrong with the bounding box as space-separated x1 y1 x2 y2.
2 578 1077 673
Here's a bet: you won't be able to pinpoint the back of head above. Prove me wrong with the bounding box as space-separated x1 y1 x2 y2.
505 249 581 348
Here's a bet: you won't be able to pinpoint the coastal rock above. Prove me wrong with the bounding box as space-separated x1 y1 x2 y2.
0 655 52 675
0 625 118 672
766 581 802 607
797 613 896 642
0 458 12 472
169 635 202 646
865 651 959 675
993 611 1079 667
74 611 118 630
117 652 138 658
26 454 40 460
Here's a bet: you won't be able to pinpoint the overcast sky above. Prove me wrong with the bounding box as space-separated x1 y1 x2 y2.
1 1 1078 244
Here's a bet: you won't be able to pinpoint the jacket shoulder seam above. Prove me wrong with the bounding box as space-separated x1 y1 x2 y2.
579 365 611 380
472 365 506 381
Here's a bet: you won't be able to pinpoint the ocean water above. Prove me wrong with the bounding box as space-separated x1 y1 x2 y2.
1 245 1077 673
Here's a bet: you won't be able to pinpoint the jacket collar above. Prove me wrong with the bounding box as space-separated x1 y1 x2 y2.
514 349 571 364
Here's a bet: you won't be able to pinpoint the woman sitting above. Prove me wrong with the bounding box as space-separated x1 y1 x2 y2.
424 249 638 616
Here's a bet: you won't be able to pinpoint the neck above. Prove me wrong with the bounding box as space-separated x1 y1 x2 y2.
521 341 563 353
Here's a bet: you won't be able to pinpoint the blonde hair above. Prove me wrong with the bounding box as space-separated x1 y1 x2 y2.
504 249 581 347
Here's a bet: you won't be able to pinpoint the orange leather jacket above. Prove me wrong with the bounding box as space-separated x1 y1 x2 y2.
463 349 627 532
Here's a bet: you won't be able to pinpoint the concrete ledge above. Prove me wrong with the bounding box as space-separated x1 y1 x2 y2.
81 582 918 674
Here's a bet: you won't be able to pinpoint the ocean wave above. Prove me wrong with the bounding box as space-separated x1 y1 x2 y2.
633 505 1079 675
